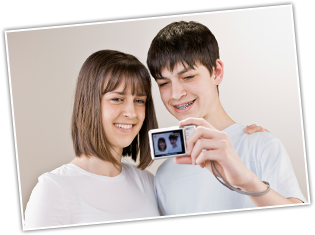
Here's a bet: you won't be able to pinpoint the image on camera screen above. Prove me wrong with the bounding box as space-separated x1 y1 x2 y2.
152 130 186 158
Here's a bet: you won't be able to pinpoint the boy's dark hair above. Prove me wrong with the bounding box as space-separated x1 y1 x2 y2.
169 133 179 141
147 21 220 80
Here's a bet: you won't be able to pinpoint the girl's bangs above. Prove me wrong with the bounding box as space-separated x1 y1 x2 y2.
103 65 149 97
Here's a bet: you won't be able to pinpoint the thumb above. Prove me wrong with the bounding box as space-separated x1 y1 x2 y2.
174 156 192 165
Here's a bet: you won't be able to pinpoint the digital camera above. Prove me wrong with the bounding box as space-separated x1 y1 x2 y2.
148 125 195 160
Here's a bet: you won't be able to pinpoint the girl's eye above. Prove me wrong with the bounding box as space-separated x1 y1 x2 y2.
135 99 146 104
111 98 123 102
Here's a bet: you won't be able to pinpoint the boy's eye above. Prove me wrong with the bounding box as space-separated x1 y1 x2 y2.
158 82 169 87
184 75 194 80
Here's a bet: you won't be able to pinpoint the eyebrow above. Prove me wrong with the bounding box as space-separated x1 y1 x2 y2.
157 67 194 80
177 67 194 75
109 91 126 95
108 91 147 97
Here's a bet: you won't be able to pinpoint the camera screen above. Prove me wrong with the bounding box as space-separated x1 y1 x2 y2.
151 129 186 158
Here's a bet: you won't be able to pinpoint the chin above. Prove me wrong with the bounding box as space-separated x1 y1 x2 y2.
112 138 134 149
173 112 191 121
121 141 134 148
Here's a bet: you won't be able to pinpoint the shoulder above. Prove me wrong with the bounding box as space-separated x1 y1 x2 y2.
155 158 174 177
25 166 71 229
38 164 77 183
26 166 72 212
228 123 281 150
225 123 288 166
33 164 83 194
121 160 155 182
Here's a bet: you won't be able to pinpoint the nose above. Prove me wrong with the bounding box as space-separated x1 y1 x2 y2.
123 101 137 119
171 80 186 100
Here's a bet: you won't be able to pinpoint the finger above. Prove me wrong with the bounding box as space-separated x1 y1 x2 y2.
194 149 222 166
174 156 192 165
253 126 263 133
190 139 223 165
199 161 206 168
204 160 213 173
245 124 260 134
244 124 256 134
245 124 269 134
244 127 251 134
205 160 225 178
179 117 213 129
186 127 227 155
253 126 268 133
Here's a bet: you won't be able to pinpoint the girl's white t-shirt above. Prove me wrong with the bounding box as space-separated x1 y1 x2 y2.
24 160 159 230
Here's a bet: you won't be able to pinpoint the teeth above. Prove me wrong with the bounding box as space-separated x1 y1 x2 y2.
114 124 133 129
175 100 195 109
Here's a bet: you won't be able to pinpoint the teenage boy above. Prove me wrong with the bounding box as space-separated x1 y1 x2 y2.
146 21 305 215
168 133 182 154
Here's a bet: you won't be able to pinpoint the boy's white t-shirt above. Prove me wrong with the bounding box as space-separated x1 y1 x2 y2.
24 160 159 230
155 123 306 216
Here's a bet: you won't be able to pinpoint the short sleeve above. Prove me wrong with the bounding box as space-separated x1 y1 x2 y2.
24 174 70 230
259 139 306 202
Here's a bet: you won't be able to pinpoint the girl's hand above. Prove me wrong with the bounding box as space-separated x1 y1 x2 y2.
245 124 269 134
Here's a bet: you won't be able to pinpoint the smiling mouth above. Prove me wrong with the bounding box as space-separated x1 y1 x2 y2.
174 100 196 110
114 124 134 130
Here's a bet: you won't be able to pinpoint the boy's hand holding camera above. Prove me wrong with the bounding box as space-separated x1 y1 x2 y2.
175 117 266 193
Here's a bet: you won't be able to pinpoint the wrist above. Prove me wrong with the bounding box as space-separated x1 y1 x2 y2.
238 173 268 193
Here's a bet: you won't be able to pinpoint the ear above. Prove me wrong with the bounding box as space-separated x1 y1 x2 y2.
213 59 224 85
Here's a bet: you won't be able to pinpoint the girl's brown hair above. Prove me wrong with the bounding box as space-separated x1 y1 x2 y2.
71 50 158 170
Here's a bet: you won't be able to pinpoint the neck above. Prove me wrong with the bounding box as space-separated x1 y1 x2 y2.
204 99 235 131
70 153 122 177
